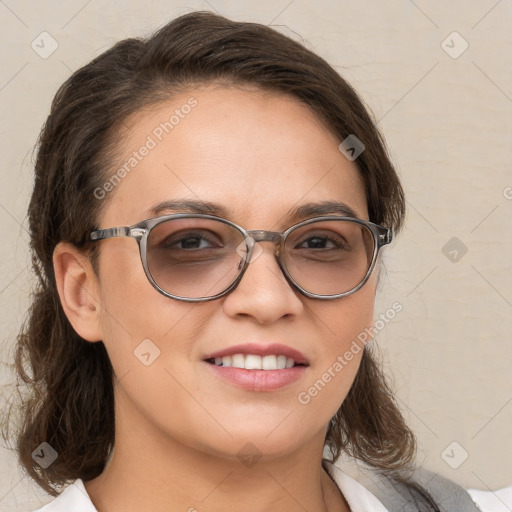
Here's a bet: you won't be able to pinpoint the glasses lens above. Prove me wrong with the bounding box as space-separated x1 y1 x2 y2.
146 218 245 299
283 219 375 296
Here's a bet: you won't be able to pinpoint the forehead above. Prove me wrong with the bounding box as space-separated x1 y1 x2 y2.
99 84 368 228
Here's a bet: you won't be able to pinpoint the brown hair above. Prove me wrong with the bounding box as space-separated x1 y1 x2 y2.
5 11 438 510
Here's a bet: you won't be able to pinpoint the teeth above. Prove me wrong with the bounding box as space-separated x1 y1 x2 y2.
232 354 245 368
277 355 287 368
212 354 297 370
262 355 277 370
244 354 262 370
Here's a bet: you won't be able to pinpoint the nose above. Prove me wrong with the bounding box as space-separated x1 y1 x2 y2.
221 240 304 323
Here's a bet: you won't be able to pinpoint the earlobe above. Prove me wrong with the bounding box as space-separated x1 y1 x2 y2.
53 242 103 342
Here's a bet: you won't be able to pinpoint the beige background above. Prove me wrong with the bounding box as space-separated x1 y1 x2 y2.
0 1 511 510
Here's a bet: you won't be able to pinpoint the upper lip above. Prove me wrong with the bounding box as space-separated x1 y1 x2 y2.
204 343 310 366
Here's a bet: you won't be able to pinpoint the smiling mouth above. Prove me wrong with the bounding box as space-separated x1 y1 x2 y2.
205 354 308 370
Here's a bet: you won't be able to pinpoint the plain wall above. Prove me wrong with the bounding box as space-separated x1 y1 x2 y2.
0 1 510 510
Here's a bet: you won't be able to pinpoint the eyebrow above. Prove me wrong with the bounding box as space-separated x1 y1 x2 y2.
147 199 361 223
287 201 360 223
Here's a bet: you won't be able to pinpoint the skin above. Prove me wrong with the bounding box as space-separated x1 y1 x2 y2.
54 84 379 512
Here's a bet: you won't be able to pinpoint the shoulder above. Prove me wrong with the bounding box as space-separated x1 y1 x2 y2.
385 467 481 512
324 459 481 512
30 480 97 512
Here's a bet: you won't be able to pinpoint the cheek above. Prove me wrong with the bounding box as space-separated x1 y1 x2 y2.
298 274 377 416
95 242 206 370
94 246 218 441
321 272 377 350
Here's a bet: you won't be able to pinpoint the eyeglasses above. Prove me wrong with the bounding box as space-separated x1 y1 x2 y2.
89 214 392 302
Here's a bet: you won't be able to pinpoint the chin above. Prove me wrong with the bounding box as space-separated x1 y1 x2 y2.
194 421 315 463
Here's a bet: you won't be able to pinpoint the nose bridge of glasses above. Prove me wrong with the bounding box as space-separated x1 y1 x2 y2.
245 230 282 245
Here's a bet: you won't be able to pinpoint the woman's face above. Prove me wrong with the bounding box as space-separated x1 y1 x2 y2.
92 84 376 461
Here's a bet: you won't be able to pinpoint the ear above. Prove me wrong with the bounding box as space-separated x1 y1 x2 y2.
53 242 103 342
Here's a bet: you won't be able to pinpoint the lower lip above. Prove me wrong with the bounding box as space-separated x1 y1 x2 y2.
204 362 307 392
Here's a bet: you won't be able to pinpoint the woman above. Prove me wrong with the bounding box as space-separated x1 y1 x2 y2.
10 11 479 512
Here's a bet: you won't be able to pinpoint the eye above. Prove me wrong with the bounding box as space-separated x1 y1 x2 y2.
295 233 348 250
161 230 223 250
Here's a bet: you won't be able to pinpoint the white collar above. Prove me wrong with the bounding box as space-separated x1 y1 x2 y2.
324 460 389 511
32 479 96 511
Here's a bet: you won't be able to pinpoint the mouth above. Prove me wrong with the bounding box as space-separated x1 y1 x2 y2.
203 342 310 370
202 343 310 391
204 354 308 370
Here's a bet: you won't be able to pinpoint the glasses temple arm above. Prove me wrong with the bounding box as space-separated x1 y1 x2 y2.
89 226 133 241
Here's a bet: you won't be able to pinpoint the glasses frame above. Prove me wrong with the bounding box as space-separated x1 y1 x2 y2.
89 213 392 302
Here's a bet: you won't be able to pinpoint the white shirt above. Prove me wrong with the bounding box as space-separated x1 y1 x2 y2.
31 461 389 512
467 486 512 512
